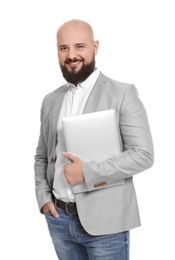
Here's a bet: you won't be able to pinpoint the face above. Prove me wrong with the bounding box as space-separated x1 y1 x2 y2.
57 22 99 85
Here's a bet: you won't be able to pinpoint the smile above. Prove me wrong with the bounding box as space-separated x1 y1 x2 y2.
69 61 80 67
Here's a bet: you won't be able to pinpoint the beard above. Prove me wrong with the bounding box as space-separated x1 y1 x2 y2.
60 57 95 86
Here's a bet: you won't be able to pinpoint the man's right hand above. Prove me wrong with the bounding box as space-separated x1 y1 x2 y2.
42 201 59 218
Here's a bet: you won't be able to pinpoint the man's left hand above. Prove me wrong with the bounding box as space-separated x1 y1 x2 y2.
62 152 85 186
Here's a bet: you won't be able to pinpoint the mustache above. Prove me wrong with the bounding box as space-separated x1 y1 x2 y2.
65 58 84 64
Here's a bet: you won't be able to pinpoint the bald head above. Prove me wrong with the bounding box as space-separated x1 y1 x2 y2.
57 19 94 43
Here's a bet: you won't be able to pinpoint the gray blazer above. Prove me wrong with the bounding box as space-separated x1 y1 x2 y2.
34 72 154 235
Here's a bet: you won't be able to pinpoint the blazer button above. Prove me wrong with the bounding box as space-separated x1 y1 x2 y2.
50 158 55 163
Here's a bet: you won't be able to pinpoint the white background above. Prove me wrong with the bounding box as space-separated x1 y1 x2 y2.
0 0 174 259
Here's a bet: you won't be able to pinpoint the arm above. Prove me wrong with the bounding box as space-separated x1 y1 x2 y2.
82 84 154 191
34 96 54 213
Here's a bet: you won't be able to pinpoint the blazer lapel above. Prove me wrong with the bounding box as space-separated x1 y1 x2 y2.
83 72 107 113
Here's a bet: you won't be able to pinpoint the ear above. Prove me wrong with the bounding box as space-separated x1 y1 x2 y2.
93 40 99 55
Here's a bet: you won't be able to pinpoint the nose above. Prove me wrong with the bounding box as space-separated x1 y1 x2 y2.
66 47 77 60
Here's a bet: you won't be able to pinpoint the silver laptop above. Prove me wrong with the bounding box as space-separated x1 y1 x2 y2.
62 109 122 193
62 109 122 162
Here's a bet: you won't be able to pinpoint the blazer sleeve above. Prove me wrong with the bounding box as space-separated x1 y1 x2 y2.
34 95 53 212
83 84 154 191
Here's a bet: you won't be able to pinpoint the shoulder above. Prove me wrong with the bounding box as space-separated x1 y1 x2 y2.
99 72 138 97
42 84 67 105
40 84 66 118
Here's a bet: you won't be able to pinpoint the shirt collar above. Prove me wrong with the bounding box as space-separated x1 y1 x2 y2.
66 69 100 91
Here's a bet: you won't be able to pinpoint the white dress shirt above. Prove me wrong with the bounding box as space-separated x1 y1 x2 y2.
53 69 100 202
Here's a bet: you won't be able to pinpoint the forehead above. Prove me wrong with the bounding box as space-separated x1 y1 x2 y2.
57 23 93 46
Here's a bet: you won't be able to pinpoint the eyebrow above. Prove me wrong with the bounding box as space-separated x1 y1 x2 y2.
58 43 87 48
58 44 67 48
75 43 86 46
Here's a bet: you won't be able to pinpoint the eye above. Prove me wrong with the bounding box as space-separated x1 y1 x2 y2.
76 44 85 49
59 46 68 52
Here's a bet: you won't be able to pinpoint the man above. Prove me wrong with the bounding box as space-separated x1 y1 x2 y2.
34 19 154 260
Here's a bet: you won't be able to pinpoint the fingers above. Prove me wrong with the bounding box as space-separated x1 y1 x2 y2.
50 207 59 219
62 151 78 162
42 201 59 218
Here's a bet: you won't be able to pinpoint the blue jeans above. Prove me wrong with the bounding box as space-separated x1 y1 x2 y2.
45 208 130 260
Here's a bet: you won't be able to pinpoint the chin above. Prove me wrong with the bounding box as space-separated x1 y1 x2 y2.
70 66 82 73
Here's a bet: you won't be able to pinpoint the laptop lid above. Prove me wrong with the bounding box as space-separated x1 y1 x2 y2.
62 109 122 162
